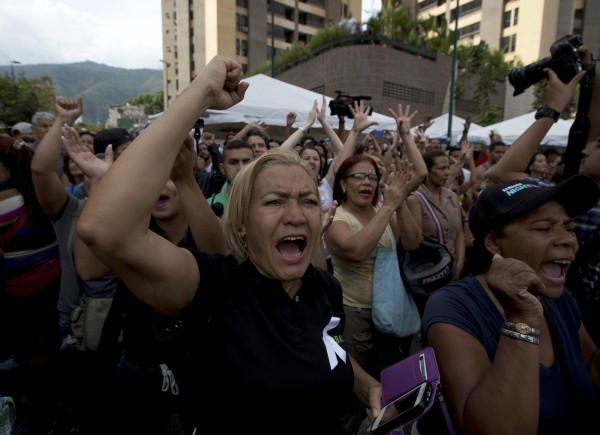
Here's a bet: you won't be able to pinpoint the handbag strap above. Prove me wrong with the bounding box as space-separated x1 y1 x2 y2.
414 190 445 244
434 381 457 435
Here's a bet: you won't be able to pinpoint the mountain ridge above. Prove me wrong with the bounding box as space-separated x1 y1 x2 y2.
1 61 162 125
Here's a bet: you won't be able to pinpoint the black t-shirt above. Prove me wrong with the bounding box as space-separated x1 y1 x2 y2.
182 252 354 434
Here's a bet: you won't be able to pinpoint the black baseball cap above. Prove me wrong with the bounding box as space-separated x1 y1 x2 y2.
93 128 132 154
469 175 600 241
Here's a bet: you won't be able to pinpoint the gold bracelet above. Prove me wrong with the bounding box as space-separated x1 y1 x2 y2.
501 328 539 345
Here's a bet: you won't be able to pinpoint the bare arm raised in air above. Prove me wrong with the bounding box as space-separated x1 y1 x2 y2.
31 96 83 217
74 55 248 315
486 66 586 185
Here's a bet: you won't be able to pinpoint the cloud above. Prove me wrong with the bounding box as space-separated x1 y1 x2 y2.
0 0 162 69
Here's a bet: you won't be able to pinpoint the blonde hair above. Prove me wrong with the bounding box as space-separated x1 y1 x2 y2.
224 147 319 263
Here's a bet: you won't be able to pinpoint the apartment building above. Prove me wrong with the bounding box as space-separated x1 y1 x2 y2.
160 0 361 108
409 0 600 118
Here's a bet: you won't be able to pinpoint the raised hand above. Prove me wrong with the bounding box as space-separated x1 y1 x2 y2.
349 100 378 133
202 131 216 145
54 96 83 125
286 111 297 127
388 103 418 135
383 159 414 208
461 140 473 161
317 95 328 125
321 199 338 236
421 115 434 131
170 134 196 182
61 125 112 181
463 118 471 132
543 66 586 113
199 55 248 110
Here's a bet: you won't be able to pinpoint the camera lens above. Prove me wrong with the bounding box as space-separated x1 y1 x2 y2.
508 56 551 96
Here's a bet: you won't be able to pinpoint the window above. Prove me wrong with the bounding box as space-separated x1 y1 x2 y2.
513 8 519 25
236 0 248 7
458 22 480 38
236 38 241 56
501 36 510 53
236 13 249 32
241 40 248 57
503 11 511 28
501 35 517 53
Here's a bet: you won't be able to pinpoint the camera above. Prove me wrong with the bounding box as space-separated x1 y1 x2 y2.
329 90 373 118
508 34 583 96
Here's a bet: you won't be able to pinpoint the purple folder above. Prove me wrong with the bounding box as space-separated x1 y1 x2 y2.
379 346 456 435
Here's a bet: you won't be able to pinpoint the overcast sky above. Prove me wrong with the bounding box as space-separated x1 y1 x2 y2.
0 0 381 70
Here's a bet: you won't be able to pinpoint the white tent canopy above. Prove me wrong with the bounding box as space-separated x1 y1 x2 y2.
410 113 483 146
468 111 574 146
199 73 397 137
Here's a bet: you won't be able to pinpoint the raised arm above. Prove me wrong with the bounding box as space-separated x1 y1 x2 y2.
284 111 297 139
170 133 226 255
486 67 586 184
388 103 427 192
281 100 317 149
332 101 378 175
31 96 82 217
325 166 413 262
316 96 345 186
231 121 268 142
61 129 116 280
74 55 248 314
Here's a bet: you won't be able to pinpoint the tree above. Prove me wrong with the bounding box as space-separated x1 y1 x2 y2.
455 42 509 125
0 73 55 128
125 90 164 115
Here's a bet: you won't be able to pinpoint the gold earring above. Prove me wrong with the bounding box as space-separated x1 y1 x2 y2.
238 225 246 239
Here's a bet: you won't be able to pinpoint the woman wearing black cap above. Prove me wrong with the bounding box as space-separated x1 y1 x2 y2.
422 175 600 433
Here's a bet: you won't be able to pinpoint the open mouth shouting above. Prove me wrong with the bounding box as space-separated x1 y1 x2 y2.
276 235 307 260
540 259 571 286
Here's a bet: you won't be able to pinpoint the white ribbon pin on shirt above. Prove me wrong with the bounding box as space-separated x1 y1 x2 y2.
322 316 347 370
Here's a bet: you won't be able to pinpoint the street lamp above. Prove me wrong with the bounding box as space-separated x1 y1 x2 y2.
11 60 21 87
159 59 170 109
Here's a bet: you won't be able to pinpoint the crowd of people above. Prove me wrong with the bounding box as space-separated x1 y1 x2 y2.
1 45 600 434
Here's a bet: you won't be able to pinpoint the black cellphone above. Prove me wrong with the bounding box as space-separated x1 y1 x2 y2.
371 381 432 435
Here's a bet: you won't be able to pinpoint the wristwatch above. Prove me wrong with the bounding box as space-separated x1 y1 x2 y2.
534 105 560 123
503 321 540 336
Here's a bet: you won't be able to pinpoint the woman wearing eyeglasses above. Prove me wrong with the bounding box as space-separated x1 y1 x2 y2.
324 104 426 433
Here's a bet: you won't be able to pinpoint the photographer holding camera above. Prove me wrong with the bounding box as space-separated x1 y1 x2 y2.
484 41 600 350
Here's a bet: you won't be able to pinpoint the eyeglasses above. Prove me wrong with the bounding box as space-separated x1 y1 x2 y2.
346 173 379 182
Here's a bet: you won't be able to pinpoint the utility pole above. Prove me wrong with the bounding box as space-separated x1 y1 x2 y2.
447 1 459 146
